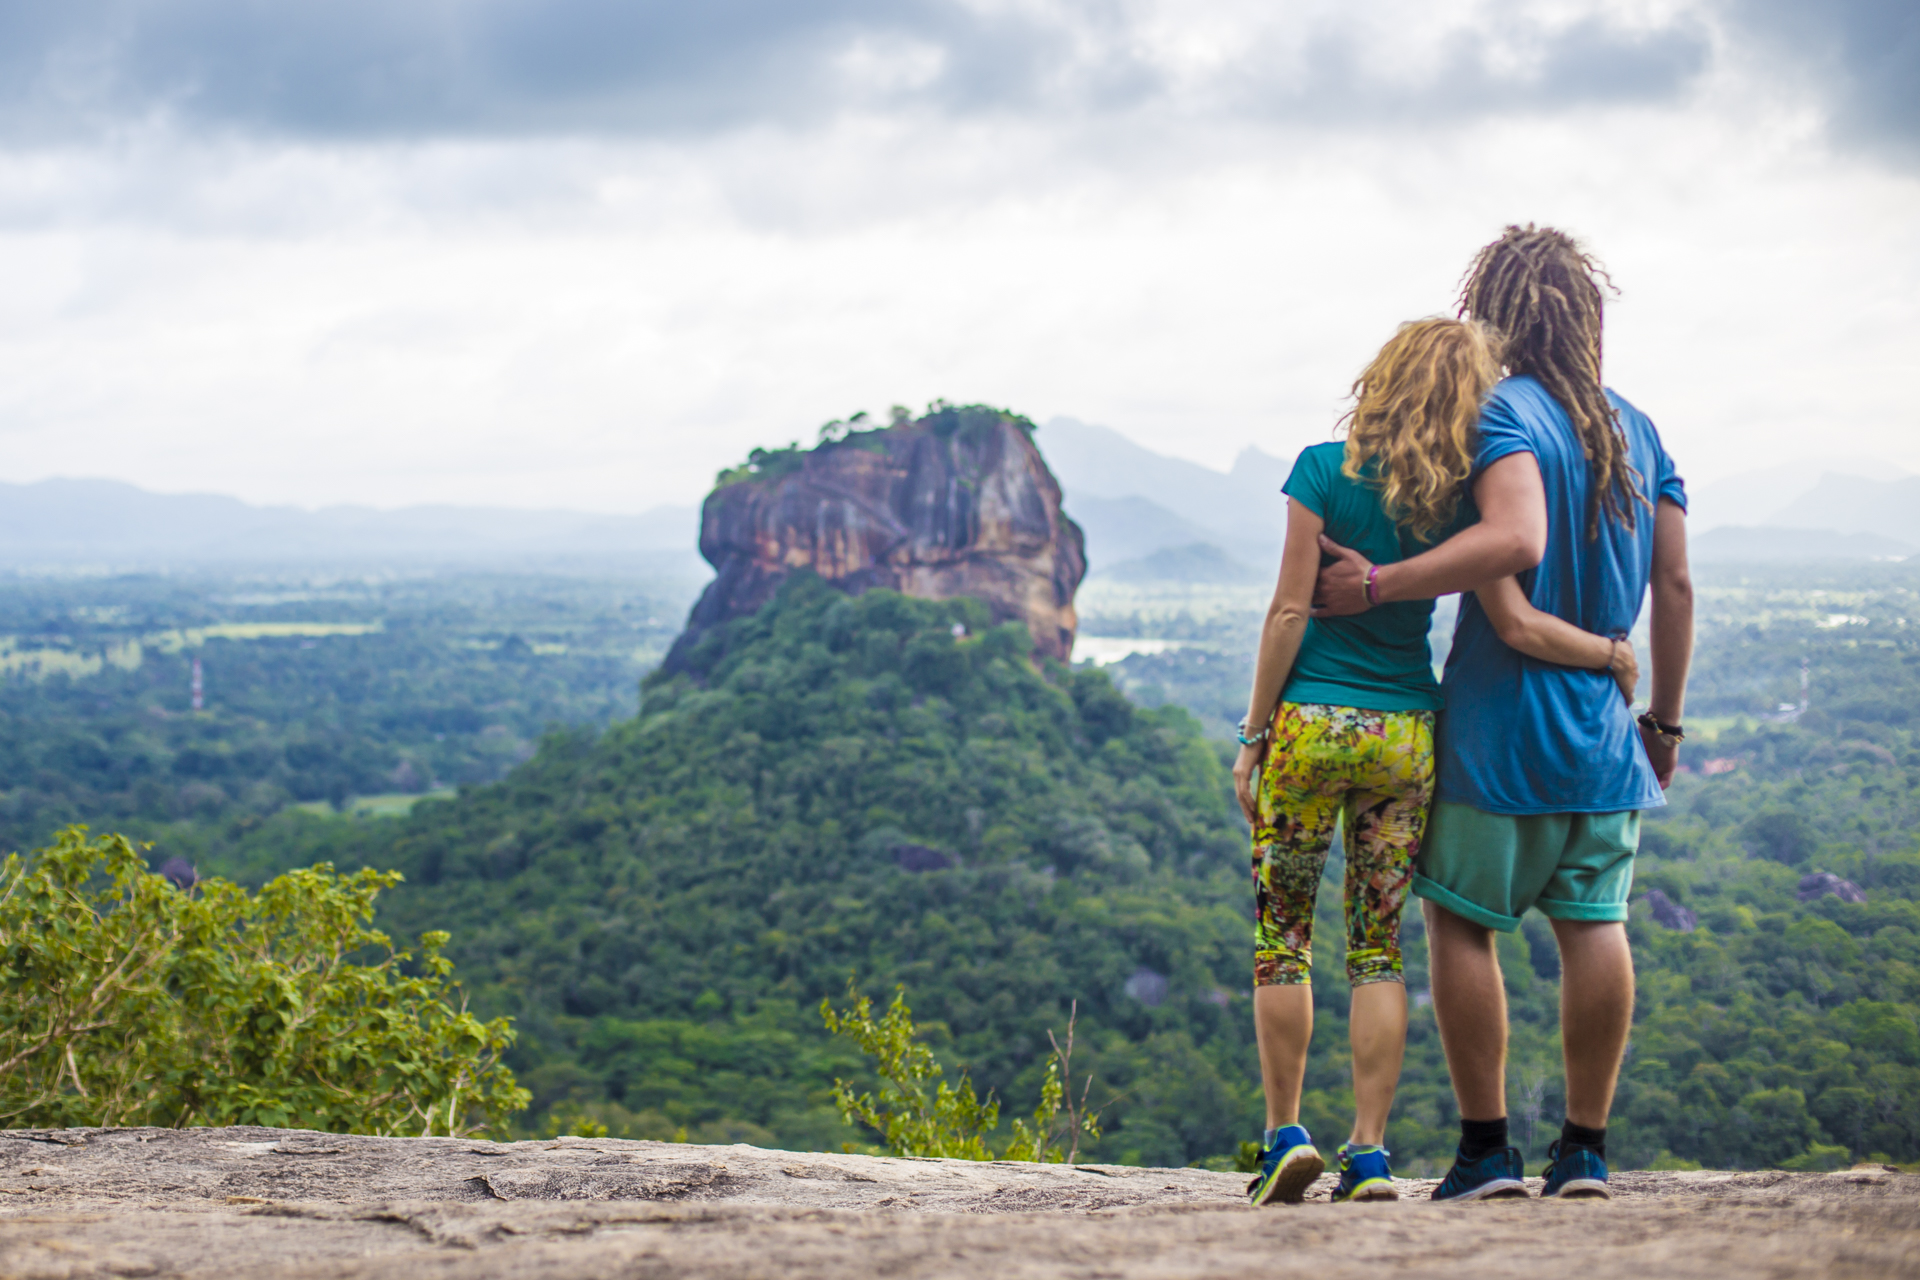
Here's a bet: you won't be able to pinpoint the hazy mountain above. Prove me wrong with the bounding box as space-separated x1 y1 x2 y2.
0 478 703 571
1763 474 1920 545
1065 495 1223 570
1102 542 1268 586
1043 417 1292 571
1690 525 1915 563
1685 457 1911 533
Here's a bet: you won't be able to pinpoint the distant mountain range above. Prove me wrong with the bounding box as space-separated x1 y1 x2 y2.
0 478 703 573
1043 417 1291 578
4 431 1912 578
1686 463 1917 562
1045 423 1920 571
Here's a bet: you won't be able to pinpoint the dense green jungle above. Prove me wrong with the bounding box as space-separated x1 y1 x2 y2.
4 559 1920 1173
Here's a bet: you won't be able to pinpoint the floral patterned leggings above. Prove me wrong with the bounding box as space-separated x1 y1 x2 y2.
1251 702 1436 987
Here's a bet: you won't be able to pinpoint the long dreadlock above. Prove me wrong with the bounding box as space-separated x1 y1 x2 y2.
1457 224 1648 539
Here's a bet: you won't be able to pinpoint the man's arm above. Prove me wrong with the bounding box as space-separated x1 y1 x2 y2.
1641 497 1693 788
1311 452 1548 616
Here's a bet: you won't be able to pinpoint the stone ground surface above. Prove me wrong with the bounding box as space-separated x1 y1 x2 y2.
0 1127 1915 1279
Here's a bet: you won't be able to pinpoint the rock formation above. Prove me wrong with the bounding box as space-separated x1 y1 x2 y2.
663 405 1085 672
1798 871 1868 905
2 1126 1913 1279
1643 888 1698 932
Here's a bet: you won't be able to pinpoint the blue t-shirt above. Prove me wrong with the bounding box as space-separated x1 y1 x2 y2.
1436 377 1686 815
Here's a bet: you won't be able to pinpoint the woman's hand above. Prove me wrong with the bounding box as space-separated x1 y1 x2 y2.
1233 741 1267 825
1608 638 1639 705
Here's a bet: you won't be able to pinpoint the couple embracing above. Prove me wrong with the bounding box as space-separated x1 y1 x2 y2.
1234 225 1694 1205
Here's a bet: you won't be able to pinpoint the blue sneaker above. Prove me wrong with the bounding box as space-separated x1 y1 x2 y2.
1246 1125 1325 1206
1540 1141 1611 1199
1430 1146 1528 1201
1331 1143 1397 1203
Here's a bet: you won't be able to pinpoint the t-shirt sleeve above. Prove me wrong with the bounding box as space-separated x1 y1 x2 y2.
1280 446 1333 519
1472 389 1534 474
1653 434 1687 512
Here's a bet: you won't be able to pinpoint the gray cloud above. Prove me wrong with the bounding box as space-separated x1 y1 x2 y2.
1727 0 1919 158
0 1 1719 142
1230 13 1711 124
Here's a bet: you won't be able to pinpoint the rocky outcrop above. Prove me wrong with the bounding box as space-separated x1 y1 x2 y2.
1644 889 1698 932
1798 871 1867 904
663 406 1085 672
2 1127 1914 1280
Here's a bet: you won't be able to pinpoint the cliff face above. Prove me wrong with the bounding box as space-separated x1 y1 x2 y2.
665 406 1085 671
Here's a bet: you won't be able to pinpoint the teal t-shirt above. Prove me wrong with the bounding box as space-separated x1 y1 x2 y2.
1277 442 1443 712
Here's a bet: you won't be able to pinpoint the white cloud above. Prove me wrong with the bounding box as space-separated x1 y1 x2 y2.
0 1 1911 513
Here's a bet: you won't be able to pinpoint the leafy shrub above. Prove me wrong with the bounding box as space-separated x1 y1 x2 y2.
821 981 1001 1159
0 826 527 1134
820 980 1099 1163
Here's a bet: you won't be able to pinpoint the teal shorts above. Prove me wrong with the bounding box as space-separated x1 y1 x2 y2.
1411 801 1640 932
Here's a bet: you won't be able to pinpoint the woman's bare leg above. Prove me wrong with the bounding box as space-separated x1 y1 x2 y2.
1254 983 1314 1129
1348 980 1408 1146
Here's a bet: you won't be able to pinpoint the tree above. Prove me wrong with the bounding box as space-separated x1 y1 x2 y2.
1740 811 1816 865
0 827 528 1134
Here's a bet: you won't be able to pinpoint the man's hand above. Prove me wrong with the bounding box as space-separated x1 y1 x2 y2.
1310 535 1374 617
1639 723 1679 789
1232 742 1266 823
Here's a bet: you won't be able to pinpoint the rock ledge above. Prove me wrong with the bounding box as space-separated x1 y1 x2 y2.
0 1128 1913 1279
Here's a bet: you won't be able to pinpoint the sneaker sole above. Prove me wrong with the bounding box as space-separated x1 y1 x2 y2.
1435 1177 1528 1202
1544 1179 1611 1200
1251 1148 1326 1206
1333 1177 1398 1203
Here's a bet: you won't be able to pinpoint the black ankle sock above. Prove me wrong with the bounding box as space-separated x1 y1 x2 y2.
1561 1120 1606 1157
1459 1117 1509 1161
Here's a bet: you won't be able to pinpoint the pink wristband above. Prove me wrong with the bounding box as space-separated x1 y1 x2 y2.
1364 565 1380 607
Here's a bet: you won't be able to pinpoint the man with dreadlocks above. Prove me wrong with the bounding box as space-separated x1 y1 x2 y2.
1312 224 1693 1200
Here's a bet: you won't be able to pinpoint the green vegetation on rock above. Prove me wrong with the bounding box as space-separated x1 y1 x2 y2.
234 574 1257 1162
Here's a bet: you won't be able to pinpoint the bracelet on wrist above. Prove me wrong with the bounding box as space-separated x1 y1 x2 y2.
1236 715 1270 747
1364 565 1380 607
1636 711 1684 744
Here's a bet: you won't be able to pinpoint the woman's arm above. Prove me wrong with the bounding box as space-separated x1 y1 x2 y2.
1475 576 1638 703
1232 499 1325 823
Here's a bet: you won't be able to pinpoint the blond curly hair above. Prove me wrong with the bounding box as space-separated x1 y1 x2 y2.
1340 317 1501 544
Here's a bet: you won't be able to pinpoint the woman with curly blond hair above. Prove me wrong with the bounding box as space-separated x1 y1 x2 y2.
1234 317 1635 1206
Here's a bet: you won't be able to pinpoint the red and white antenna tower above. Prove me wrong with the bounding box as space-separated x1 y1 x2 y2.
191 657 204 712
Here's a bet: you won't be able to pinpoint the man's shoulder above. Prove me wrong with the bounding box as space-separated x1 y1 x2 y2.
1473 378 1555 470
1603 387 1671 457
1603 386 1652 425
1484 376 1563 432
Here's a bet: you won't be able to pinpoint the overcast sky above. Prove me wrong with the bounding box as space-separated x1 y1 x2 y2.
0 0 1913 513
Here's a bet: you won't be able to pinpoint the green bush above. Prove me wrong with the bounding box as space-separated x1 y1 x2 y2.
821 981 1002 1159
0 826 528 1134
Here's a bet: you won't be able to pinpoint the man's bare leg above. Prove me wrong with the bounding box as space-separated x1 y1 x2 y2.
1551 919 1634 1128
1423 900 1508 1121
1254 983 1313 1129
